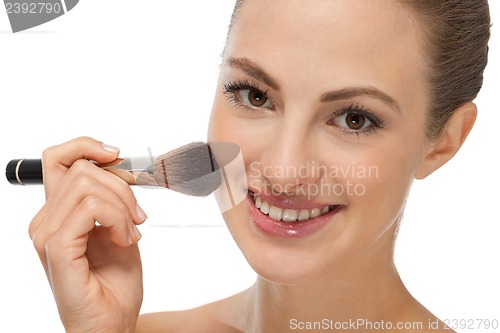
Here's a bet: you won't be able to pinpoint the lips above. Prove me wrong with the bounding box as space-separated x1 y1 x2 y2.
247 190 343 238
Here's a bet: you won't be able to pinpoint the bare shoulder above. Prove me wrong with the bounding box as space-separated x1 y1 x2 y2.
136 293 246 333
136 307 241 333
136 308 241 333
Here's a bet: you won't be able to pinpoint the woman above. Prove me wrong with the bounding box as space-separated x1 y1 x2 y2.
29 0 491 332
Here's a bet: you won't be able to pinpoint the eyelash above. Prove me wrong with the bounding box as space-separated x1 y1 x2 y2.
331 104 385 137
223 80 274 112
222 80 385 136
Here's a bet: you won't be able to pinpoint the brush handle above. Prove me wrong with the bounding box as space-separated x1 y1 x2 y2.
5 158 158 186
6 159 43 185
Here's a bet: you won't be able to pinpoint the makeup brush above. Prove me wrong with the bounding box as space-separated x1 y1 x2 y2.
5 142 239 197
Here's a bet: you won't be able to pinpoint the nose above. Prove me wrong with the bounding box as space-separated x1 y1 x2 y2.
259 117 323 195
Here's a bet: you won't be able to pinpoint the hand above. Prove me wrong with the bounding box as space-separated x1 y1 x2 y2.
29 137 147 333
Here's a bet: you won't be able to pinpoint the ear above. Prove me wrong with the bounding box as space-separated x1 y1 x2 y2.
415 102 477 180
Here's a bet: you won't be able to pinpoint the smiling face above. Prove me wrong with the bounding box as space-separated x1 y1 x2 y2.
208 0 433 284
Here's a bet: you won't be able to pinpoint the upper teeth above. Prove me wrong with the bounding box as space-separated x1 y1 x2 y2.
253 194 333 222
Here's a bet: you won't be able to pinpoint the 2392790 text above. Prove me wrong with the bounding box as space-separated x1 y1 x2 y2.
444 318 499 331
5 2 62 14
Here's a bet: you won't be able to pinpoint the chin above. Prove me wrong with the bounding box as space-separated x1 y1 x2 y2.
219 195 353 286
247 249 328 286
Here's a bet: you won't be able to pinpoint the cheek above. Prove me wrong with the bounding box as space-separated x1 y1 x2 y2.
209 96 251 143
360 158 413 212
207 97 230 142
341 145 419 237
208 95 273 167
340 113 426 212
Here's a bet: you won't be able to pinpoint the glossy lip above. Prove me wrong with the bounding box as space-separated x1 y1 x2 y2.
247 191 344 238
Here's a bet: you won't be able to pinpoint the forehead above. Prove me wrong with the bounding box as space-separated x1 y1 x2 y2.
225 0 428 112
229 0 421 55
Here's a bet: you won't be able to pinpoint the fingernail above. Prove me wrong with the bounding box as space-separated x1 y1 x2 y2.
101 142 120 153
136 203 148 222
133 225 142 242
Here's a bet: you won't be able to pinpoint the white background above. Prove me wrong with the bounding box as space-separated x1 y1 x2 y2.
0 1 498 332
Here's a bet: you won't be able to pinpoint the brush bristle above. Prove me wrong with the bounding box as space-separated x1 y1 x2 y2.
153 142 222 196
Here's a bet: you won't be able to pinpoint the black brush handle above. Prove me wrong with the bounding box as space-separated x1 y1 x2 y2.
6 159 43 185
5 157 155 186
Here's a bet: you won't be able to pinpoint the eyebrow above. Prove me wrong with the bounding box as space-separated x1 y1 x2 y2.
321 88 402 113
227 57 281 90
226 57 401 113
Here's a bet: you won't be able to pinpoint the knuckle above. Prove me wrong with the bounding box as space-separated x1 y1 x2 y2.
68 164 96 190
70 159 92 173
72 136 98 150
29 209 48 244
28 222 37 240
41 145 58 165
28 213 41 240
81 195 101 212
74 176 95 193
75 135 93 142
31 232 47 253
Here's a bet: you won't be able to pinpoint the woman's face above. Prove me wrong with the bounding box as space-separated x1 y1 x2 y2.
208 0 431 284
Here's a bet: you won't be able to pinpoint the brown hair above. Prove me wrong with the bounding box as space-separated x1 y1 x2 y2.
228 0 491 139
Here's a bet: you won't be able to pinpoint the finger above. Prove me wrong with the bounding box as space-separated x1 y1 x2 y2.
66 195 140 248
31 181 129 250
30 159 146 239
29 166 119 239
63 160 147 225
35 193 141 273
43 196 141 289
42 137 120 197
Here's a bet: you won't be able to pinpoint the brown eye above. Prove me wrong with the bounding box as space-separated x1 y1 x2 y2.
237 89 274 109
345 113 366 130
329 109 376 133
247 89 268 107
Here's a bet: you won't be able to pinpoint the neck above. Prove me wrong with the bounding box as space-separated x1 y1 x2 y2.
239 228 414 333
